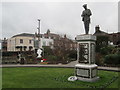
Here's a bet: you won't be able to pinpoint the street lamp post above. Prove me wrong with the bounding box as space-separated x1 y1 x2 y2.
36 19 43 59
37 19 40 48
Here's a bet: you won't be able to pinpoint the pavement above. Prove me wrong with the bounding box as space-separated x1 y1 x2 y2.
0 63 119 72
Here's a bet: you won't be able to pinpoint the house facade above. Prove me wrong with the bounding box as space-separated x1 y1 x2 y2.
1 38 7 51
7 30 77 51
44 29 77 50
93 25 120 45
7 33 35 51
109 32 120 45
7 33 54 51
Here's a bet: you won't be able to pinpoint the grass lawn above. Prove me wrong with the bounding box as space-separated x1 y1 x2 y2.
0 68 2 89
2 67 119 88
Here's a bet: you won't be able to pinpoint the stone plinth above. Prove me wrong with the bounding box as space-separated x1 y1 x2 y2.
76 34 96 64
75 64 99 82
75 34 99 82
76 34 96 41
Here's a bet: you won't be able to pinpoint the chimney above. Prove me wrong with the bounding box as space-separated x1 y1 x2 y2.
64 34 67 38
47 29 50 35
95 25 100 31
4 38 6 40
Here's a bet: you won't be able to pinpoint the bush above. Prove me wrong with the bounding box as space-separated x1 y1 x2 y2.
96 53 104 65
104 54 120 65
43 46 53 56
68 50 77 60
96 35 109 52
45 55 58 64
100 46 114 55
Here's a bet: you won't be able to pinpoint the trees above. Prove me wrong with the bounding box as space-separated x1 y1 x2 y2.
42 42 77 64
96 44 120 66
104 54 120 65
42 46 57 63
104 47 120 65
95 35 110 66
96 35 109 53
95 35 120 66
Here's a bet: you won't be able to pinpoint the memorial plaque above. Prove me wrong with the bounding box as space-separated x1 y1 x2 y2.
90 43 95 63
92 69 97 77
77 69 89 77
79 43 89 63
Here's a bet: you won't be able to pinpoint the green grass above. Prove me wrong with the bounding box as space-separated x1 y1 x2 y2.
0 68 2 89
2 67 119 88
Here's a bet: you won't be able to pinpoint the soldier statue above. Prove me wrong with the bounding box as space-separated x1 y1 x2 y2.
81 4 92 34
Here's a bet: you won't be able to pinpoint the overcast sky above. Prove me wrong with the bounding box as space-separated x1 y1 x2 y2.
1 1 118 39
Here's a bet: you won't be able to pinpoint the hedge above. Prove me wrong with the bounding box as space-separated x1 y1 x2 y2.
104 54 120 65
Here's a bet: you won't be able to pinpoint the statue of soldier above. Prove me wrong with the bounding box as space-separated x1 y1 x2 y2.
81 4 92 34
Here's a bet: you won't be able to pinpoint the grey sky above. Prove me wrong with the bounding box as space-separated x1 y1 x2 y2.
2 1 118 39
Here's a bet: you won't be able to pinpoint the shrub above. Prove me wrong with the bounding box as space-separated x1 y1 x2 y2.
68 50 77 60
45 55 58 63
100 46 114 55
43 46 53 56
104 54 120 65
96 35 109 52
96 53 104 65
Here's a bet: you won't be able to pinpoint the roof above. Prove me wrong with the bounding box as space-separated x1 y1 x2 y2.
12 32 59 39
12 33 44 38
93 30 108 36
109 32 120 35
12 33 35 38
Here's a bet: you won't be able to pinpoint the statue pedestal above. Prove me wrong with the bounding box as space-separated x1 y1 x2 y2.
75 34 99 82
75 64 99 82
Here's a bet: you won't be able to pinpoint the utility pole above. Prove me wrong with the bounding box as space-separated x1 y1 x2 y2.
37 19 40 49
36 19 42 58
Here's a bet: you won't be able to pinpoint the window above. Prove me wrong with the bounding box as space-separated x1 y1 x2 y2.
29 40 32 44
49 42 52 46
43 41 46 46
46 36 49 38
29 46 33 51
51 37 54 39
34 40 39 48
20 39 23 43
40 35 42 38
70 44 72 47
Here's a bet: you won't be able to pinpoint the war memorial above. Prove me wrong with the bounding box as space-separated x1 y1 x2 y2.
74 4 99 82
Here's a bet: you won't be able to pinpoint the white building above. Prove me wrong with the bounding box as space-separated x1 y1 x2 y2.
41 37 54 48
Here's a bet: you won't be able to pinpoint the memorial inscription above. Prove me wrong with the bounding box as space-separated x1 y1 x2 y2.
79 43 89 63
